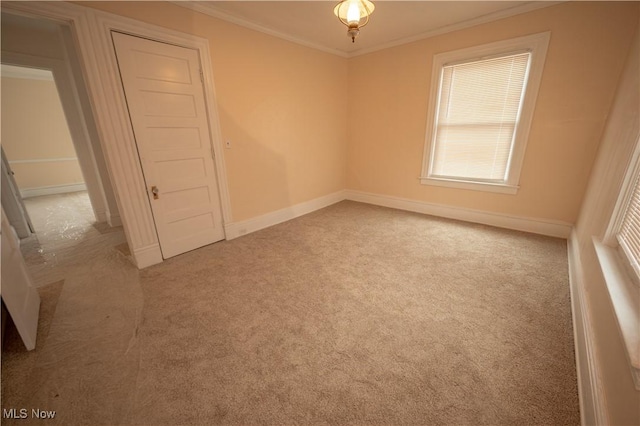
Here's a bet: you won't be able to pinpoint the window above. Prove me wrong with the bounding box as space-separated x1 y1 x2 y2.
606 135 640 286
595 134 640 390
617 171 640 282
421 33 550 194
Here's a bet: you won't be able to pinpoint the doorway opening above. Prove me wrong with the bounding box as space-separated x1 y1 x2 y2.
0 62 121 287
1 12 125 287
2 65 90 221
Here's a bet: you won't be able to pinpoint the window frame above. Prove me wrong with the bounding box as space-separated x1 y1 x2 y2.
420 32 551 194
604 133 640 286
595 133 640 390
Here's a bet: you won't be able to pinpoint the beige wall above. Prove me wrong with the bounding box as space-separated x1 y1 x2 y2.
1 76 84 190
81 1 349 222
80 2 638 225
347 1 639 224
573 25 640 425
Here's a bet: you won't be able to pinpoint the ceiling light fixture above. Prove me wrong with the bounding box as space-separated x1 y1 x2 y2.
334 0 375 43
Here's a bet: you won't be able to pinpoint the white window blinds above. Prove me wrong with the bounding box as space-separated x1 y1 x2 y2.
431 52 531 182
618 169 640 278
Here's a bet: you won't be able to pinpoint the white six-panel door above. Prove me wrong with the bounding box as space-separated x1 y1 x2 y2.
112 32 224 259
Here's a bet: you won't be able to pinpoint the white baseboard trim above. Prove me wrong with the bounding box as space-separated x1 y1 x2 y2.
224 190 346 240
132 243 163 269
20 183 87 199
107 212 122 228
567 230 608 425
94 208 108 223
223 189 573 241
344 190 572 238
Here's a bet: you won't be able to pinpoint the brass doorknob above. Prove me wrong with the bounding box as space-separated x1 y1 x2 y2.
151 186 159 200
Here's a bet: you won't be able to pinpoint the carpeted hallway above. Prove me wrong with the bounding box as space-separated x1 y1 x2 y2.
2 195 580 425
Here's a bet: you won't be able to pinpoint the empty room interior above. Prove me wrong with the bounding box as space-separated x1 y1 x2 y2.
1 1 639 425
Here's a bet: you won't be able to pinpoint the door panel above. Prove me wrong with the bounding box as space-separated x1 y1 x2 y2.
146 128 202 151
141 92 197 117
112 32 224 259
1 207 40 351
132 53 191 83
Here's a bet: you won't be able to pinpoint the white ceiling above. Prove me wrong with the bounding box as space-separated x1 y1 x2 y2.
174 1 561 57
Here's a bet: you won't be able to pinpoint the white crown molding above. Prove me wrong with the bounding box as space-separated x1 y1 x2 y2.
169 1 349 58
1 64 53 80
352 1 564 57
170 1 564 59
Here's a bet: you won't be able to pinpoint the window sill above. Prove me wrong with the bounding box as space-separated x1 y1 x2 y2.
593 237 640 390
419 177 519 194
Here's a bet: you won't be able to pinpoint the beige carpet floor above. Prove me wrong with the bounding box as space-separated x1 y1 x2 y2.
2 194 579 425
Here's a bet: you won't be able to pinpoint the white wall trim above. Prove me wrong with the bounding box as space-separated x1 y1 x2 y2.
567 231 609 425
1 63 53 80
20 182 87 199
225 190 346 240
224 188 573 241
9 157 78 164
131 243 163 269
345 189 572 238
106 211 122 228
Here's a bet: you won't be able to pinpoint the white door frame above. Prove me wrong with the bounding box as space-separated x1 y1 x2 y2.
111 31 226 258
1 2 233 268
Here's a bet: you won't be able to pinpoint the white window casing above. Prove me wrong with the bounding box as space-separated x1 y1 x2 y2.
597 133 640 390
420 32 551 194
618 179 640 283
610 139 640 284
